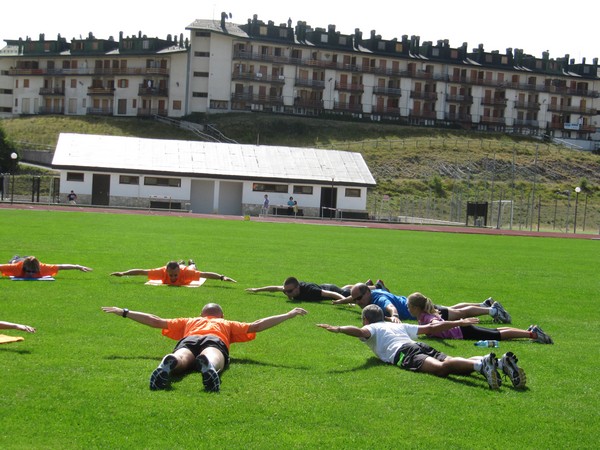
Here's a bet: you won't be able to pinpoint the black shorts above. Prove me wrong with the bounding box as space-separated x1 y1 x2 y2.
173 335 231 367
321 284 351 297
435 305 449 320
393 342 447 372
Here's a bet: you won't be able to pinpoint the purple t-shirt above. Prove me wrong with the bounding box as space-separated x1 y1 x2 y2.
418 312 463 339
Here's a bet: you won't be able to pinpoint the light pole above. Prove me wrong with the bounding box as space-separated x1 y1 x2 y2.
10 152 17 204
573 186 581 233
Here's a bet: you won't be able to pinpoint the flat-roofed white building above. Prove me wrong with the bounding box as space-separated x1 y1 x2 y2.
52 133 376 217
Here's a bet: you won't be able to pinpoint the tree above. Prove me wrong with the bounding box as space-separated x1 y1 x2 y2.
0 126 18 173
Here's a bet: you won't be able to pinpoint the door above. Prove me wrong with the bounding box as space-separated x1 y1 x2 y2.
320 187 337 218
92 174 110 205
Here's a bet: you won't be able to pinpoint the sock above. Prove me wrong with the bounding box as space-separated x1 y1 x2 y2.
529 331 536 339
489 307 497 317
474 361 482 372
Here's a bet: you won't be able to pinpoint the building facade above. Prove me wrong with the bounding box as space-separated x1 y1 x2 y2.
1 14 598 141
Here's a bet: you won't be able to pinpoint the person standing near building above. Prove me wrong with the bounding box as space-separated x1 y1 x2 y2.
262 194 270 215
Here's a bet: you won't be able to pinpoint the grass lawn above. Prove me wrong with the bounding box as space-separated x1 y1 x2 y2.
0 209 598 449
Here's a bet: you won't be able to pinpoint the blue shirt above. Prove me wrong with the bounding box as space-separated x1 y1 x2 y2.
370 289 416 321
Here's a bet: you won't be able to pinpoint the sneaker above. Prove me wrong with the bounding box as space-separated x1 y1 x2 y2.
531 325 554 344
479 353 501 389
177 260 185 266
491 301 512 324
365 279 374 286
500 352 526 389
375 279 389 292
481 297 494 307
188 259 195 266
150 354 178 390
197 354 220 393
527 324 535 332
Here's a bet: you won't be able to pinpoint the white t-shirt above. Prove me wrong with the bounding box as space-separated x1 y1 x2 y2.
362 322 420 363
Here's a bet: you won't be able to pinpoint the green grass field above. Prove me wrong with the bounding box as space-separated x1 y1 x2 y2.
1 209 598 449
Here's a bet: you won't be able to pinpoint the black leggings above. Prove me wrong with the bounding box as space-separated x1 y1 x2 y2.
460 325 501 341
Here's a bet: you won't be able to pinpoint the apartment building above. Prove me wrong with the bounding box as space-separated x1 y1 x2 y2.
1 14 598 141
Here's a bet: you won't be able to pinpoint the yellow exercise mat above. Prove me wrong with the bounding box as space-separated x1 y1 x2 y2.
0 334 25 344
145 278 207 288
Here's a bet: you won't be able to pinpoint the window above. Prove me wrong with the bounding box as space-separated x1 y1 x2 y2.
345 188 361 198
70 79 77 88
193 72 209 77
293 185 313 195
252 183 288 193
118 79 129 88
194 51 210 57
195 31 210 37
142 40 150 50
132 99 137 108
210 100 228 109
173 100 181 110
119 175 139 185
144 177 181 187
67 172 84 182
192 92 208 98
23 79 30 88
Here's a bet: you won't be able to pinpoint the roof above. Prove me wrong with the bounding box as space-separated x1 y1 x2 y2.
52 133 376 186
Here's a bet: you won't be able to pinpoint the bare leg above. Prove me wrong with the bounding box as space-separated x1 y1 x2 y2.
446 306 490 320
420 356 476 377
451 302 484 309
498 328 531 340
200 346 226 373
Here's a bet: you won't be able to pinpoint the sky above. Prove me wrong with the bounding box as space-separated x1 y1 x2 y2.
1 0 597 63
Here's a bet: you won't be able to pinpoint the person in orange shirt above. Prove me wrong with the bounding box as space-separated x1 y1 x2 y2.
110 260 236 285
101 303 307 392
0 255 92 279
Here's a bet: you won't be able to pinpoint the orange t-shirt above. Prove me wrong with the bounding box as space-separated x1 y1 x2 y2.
162 316 256 349
147 266 201 286
1 261 58 278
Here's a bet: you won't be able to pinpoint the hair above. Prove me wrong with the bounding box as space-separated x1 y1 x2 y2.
407 292 439 315
362 304 384 324
165 261 180 270
201 303 224 318
22 256 40 273
283 276 299 288
354 283 369 297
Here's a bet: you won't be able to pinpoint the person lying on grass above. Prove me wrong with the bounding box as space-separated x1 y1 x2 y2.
333 282 511 324
318 304 526 390
0 320 36 333
245 276 389 302
407 292 553 344
101 303 307 393
110 259 236 286
1 255 92 279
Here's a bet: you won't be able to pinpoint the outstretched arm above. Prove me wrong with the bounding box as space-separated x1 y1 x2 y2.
0 321 36 333
417 317 479 335
245 285 284 293
320 289 346 301
199 271 237 283
110 269 150 277
317 323 370 339
247 308 307 333
101 307 168 329
331 295 355 305
56 264 93 272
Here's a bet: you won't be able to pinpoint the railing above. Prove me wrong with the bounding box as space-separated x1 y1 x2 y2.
481 97 508 106
446 94 473 103
86 107 113 115
8 67 169 76
39 87 65 95
514 101 541 110
231 72 285 84
294 79 325 89
38 106 65 115
372 106 401 115
373 86 402 96
138 86 169 96
335 82 364 92
546 104 597 115
293 98 324 109
333 102 363 112
138 108 168 116
444 112 472 122
87 87 115 95
231 93 284 105
410 91 438 100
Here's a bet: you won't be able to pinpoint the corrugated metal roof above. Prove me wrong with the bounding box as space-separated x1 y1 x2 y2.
52 133 376 186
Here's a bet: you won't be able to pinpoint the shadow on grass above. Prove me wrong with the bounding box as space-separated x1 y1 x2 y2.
104 354 160 361
231 356 310 371
326 356 384 374
0 347 32 354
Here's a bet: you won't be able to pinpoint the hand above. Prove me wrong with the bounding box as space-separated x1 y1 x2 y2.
316 323 337 332
16 324 36 333
101 306 122 315
79 266 93 272
110 272 124 277
245 288 258 293
222 276 237 283
288 307 308 317
457 317 479 326
390 316 401 324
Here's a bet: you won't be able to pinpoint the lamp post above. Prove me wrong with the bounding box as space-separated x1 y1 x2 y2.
573 186 581 233
10 152 17 204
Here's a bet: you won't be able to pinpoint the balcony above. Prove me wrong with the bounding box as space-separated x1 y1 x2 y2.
480 116 506 125
514 100 540 110
410 91 438 101
8 67 169 77
231 93 284 106
293 98 324 109
233 50 293 65
546 104 597 115
38 106 64 115
333 102 363 113
410 110 437 120
514 118 540 127
481 97 508 107
335 82 364 93
87 87 115 96
445 94 473 103
445 112 472 122
294 79 325 89
372 106 401 116
373 86 402 97
232 72 286 84
39 87 65 96
138 85 169 97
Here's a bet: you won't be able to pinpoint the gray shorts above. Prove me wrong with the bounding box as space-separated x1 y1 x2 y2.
173 335 231 367
393 342 447 372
